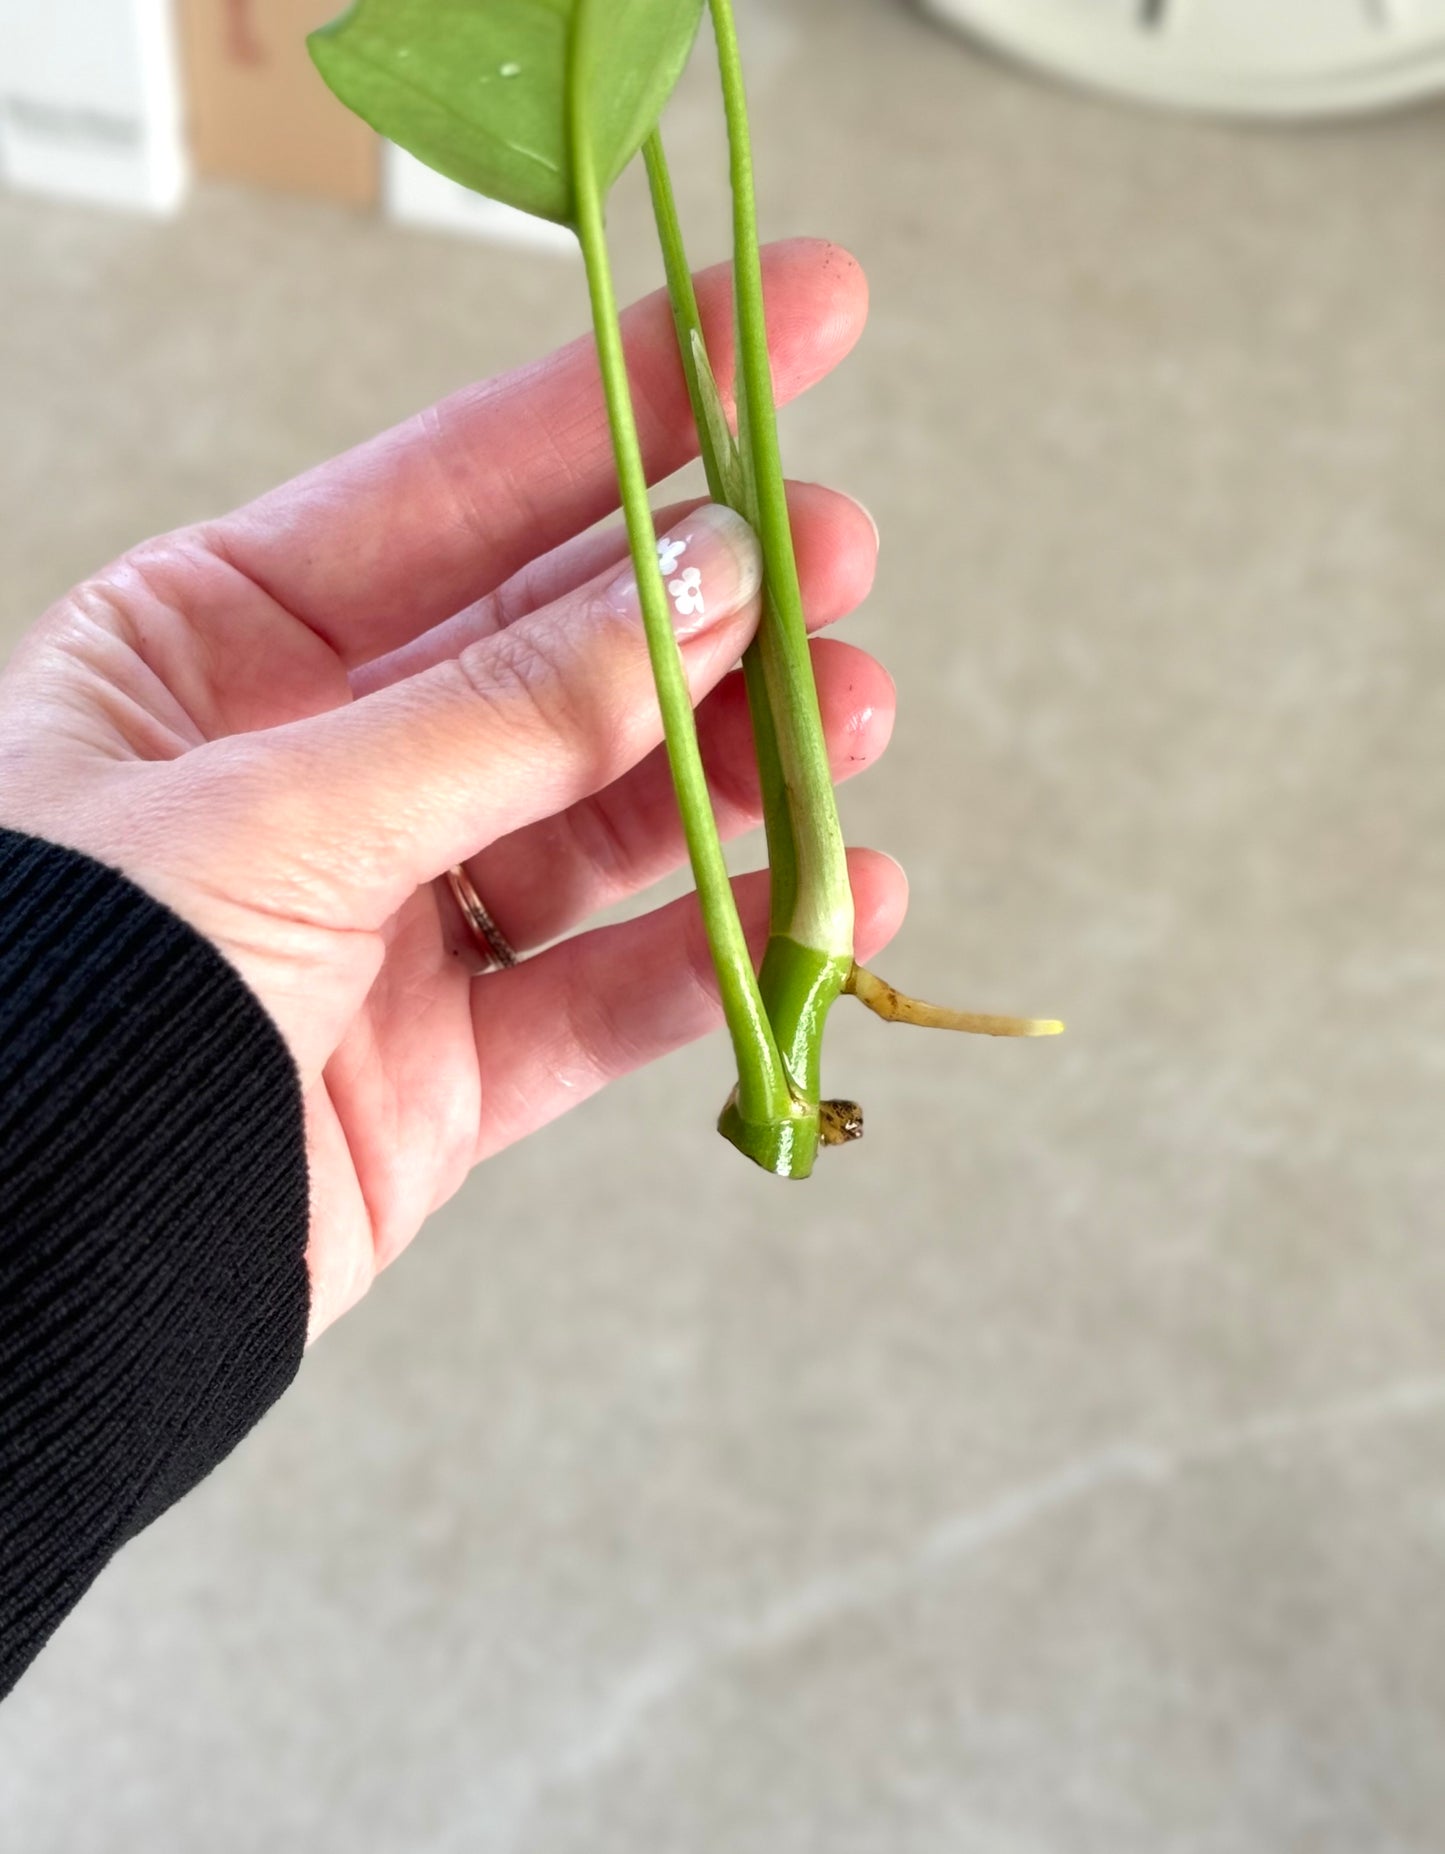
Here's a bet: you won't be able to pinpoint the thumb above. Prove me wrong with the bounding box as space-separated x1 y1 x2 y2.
236 503 763 922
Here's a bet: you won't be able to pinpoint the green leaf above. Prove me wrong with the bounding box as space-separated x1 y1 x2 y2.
309 0 704 228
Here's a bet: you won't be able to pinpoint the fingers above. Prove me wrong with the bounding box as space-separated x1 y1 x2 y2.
211 240 869 668
458 639 895 950
351 480 879 698
471 849 910 1162
234 505 767 923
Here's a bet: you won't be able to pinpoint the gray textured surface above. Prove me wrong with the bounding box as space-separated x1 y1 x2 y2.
4 1 1445 1848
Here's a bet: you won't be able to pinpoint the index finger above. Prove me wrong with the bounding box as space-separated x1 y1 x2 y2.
208 238 868 669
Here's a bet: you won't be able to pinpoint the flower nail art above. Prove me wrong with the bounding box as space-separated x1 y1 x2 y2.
657 535 688 576
669 565 705 618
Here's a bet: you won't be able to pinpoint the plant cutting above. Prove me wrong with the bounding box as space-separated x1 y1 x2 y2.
309 0 1061 1178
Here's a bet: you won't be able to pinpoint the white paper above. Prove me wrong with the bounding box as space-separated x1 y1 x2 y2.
0 0 187 212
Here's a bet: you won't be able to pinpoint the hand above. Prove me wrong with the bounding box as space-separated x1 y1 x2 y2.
0 240 907 1339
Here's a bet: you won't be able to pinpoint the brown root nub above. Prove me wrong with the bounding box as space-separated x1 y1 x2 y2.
819 1100 865 1146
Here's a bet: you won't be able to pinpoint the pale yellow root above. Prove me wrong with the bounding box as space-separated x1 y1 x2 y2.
845 965 1064 1038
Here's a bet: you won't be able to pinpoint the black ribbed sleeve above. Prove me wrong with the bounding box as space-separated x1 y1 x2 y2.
0 829 310 1697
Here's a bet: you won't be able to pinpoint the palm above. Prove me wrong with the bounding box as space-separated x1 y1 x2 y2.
315 885 483 1310
163 571 487 1312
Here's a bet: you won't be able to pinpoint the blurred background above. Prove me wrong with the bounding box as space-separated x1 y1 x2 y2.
4 1 1445 1848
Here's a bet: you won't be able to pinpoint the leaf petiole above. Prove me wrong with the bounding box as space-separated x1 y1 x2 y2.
567 1 795 1135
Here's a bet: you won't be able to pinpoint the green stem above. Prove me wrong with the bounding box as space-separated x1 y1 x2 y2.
641 134 734 511
566 9 791 1135
641 130 797 1058
708 0 854 1150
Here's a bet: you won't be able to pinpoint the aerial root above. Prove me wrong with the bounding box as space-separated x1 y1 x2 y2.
845 965 1064 1039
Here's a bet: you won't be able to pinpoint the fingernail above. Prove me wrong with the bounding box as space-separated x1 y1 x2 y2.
855 497 881 552
610 504 762 639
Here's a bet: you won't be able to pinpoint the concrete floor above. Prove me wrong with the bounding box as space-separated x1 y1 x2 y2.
4 1 1445 1848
